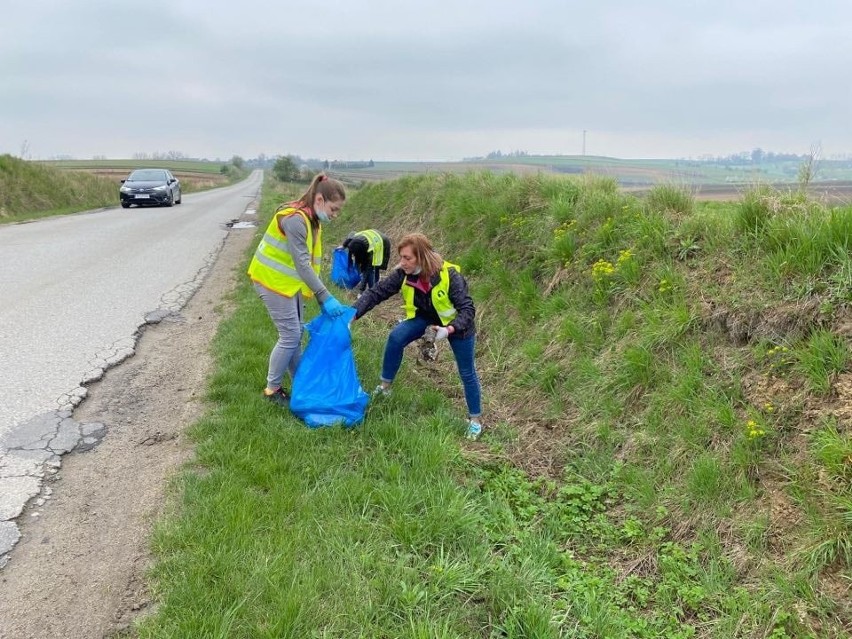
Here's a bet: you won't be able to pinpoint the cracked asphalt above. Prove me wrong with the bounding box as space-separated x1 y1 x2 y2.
0 412 106 564
0 170 262 566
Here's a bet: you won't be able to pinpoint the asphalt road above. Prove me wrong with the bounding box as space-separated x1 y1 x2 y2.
0 170 261 441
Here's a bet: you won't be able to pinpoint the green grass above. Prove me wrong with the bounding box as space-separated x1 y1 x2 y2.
810 419 852 480
644 183 695 217
138 173 851 637
1 153 118 222
796 330 849 394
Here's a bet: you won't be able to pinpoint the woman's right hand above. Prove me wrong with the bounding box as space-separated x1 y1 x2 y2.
321 296 346 317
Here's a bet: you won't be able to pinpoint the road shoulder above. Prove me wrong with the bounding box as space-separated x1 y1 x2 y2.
0 218 257 639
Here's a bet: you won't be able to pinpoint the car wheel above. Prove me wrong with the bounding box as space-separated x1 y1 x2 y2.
165 191 174 207
121 202 131 209
176 191 182 204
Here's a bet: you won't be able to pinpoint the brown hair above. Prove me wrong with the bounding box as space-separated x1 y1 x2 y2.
398 233 444 280
279 173 346 223
294 173 345 209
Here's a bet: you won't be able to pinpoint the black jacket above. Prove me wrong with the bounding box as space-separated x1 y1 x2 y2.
353 265 476 337
342 232 391 270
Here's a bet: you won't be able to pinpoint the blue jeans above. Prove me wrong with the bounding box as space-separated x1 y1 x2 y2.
381 317 482 418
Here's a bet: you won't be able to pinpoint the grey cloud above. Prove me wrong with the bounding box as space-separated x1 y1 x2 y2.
3 0 852 159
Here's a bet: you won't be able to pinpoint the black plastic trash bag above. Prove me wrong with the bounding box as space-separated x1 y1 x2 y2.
290 306 368 428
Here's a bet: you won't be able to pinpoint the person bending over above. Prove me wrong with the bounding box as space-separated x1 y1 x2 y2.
351 232 483 439
342 229 391 293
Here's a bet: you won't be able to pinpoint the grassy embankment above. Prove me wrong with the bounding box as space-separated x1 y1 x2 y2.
0 153 119 222
139 174 850 638
0 155 246 224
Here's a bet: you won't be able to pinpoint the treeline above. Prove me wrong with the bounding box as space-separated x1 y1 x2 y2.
324 159 375 169
463 150 531 160
694 148 852 165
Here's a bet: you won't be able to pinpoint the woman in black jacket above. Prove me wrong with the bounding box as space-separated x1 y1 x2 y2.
342 229 391 293
352 233 483 439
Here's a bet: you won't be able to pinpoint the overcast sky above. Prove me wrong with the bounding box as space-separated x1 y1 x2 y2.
2 0 851 161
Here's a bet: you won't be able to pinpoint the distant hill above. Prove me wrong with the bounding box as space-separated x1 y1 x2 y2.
324 155 852 203
329 154 852 184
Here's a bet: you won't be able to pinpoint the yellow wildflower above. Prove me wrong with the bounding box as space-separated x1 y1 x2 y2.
591 259 615 281
746 419 767 439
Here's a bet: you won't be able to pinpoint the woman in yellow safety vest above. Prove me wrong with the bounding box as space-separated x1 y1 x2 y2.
248 173 347 408
351 233 484 439
342 229 391 293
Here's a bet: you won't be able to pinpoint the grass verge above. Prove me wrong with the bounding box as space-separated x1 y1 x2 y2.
139 174 851 638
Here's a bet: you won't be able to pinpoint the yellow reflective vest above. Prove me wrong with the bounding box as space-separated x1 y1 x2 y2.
248 207 323 297
354 229 384 266
400 261 460 326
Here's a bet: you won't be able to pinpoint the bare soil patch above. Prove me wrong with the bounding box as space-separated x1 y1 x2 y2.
701 298 825 345
0 222 257 638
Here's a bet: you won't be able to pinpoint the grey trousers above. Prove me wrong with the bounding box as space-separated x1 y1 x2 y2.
254 283 304 390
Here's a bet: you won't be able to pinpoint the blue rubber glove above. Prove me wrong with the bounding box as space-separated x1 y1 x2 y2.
321 295 346 317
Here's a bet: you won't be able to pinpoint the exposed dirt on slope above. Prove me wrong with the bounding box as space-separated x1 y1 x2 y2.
701 298 826 345
0 223 257 639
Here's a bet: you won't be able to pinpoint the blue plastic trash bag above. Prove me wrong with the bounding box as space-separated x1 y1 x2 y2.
290 306 369 428
330 247 361 289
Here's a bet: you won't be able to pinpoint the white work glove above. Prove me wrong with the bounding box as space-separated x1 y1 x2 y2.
434 326 449 341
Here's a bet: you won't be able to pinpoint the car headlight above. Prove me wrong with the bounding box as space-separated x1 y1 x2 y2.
153 185 168 191
120 186 131 193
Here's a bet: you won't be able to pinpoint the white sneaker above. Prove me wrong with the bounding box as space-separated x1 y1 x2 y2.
466 420 483 440
372 384 391 398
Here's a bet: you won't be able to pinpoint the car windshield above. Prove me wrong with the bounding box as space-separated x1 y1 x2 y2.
128 170 167 181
